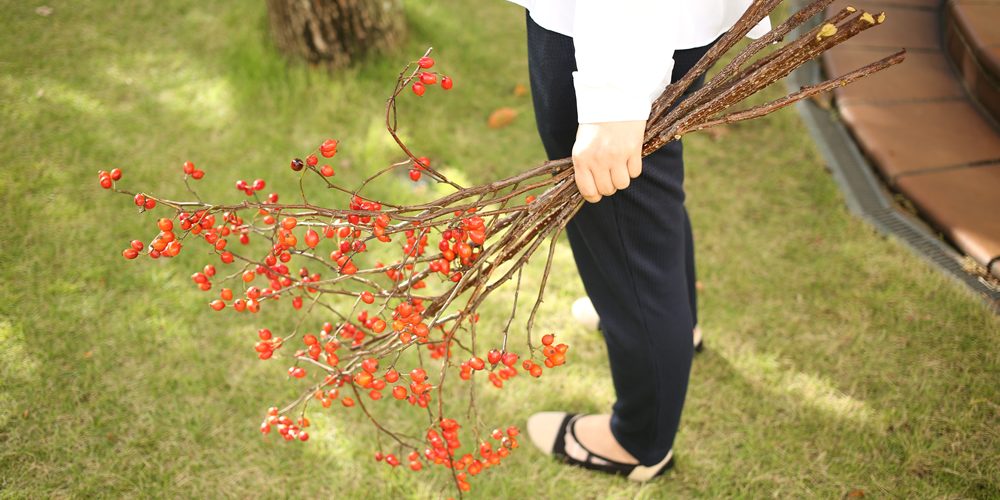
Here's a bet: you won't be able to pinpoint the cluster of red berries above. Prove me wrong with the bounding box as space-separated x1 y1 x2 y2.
426 215 487 283
411 56 454 97
539 333 568 367
97 168 122 189
409 156 430 182
260 406 311 441
190 264 217 291
253 328 284 360
338 360 436 408
374 419 520 492
234 178 268 197
120 217 179 260
132 193 157 210
181 160 205 180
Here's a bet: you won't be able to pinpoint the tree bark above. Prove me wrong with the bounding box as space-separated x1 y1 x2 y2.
266 0 405 69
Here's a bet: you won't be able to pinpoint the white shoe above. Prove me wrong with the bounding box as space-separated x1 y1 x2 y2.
571 297 601 331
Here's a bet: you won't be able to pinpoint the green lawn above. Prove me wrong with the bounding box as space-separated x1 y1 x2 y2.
1 1 998 498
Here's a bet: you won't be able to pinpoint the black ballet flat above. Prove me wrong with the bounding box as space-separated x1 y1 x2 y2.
526 412 674 482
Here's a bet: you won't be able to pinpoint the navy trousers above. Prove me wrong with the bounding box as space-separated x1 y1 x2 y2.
526 13 712 465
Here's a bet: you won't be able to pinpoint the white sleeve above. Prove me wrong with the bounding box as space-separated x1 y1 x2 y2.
572 2 681 124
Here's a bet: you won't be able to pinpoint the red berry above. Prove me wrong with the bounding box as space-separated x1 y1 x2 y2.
487 349 501 365
144 198 156 210
420 72 437 85
411 82 426 96
99 176 112 189
409 169 421 181
209 300 225 311
191 170 205 180
320 139 338 157
501 352 518 367
304 229 319 248
320 165 335 177
361 291 374 304
418 56 434 69
182 161 195 174
122 248 139 260
392 386 407 399
440 418 459 431
441 76 453 90
306 154 318 166
541 334 555 346
252 179 266 191
469 357 485 370
290 158 304 171
110 168 122 181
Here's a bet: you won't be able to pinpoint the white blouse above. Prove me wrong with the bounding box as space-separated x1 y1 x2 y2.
508 1 772 123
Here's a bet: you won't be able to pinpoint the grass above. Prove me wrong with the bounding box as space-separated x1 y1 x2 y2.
1 0 998 498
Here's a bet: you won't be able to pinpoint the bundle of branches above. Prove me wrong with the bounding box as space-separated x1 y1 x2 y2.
100 0 902 494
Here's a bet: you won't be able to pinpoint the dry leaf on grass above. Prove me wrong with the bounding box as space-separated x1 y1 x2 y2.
513 84 528 97
703 126 730 141
487 107 518 129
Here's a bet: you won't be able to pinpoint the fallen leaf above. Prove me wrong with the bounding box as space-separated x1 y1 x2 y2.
513 84 528 97
83 350 93 359
702 126 729 141
845 489 865 498
487 107 518 129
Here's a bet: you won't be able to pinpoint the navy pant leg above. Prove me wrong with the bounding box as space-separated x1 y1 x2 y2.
526 12 710 465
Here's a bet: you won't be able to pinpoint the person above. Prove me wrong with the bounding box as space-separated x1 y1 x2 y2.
507 1 770 481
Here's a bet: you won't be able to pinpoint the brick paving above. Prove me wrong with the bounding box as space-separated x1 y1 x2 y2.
822 0 1000 278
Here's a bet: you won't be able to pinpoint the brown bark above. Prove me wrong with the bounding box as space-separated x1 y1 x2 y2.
266 0 405 69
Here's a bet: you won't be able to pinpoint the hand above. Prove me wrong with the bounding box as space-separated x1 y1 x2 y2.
571 121 645 203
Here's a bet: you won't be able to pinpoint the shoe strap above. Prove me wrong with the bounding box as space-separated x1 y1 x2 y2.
567 415 638 468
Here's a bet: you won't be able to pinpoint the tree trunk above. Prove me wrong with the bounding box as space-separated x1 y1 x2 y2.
265 0 405 69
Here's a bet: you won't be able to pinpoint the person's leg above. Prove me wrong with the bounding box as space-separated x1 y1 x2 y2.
683 207 699 332
526 13 708 466
572 140 694 466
